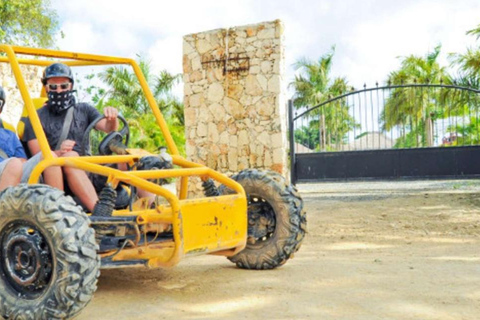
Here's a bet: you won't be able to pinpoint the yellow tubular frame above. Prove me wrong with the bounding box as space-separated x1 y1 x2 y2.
0 44 247 268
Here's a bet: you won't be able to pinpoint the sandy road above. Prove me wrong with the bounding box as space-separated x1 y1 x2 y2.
78 180 480 320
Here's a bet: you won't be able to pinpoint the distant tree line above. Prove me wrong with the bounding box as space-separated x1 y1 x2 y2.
291 24 480 151
3 1 480 153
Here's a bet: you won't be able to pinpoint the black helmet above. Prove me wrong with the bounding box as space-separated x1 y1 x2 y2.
0 86 5 111
42 63 74 85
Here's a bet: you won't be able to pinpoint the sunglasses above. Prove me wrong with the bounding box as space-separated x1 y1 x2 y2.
47 82 71 90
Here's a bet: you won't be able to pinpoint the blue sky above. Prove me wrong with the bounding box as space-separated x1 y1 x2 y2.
53 0 480 93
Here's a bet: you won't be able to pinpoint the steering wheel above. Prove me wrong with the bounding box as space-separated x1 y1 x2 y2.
81 114 130 156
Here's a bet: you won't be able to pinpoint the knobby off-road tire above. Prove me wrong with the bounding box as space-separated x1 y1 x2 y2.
221 169 307 270
0 184 100 320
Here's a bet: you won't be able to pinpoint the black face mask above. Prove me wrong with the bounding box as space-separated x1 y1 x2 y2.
47 90 76 114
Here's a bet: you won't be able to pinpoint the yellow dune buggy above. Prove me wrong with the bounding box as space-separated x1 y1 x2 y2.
0 45 306 319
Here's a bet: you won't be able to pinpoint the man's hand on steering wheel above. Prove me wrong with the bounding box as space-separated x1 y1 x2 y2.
103 106 118 122
82 114 129 156
94 106 119 133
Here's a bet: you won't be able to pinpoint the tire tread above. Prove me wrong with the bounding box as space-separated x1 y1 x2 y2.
0 184 100 320
221 170 307 270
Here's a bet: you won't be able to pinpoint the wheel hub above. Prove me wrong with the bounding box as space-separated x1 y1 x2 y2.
247 195 276 244
1 221 53 299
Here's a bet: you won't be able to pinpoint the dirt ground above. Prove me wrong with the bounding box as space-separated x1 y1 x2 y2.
78 180 480 320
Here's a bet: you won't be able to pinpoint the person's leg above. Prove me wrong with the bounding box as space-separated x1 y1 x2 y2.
62 151 98 211
0 158 23 191
43 152 63 190
21 152 64 190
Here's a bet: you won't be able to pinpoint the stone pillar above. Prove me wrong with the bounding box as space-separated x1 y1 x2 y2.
183 20 287 195
1 64 43 126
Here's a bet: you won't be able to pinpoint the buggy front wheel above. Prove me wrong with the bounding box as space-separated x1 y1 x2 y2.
0 184 100 319
221 170 307 269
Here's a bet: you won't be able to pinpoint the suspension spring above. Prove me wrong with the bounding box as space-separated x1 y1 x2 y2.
202 179 220 197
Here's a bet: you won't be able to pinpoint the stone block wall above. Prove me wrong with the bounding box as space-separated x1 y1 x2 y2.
1 64 43 126
183 20 287 195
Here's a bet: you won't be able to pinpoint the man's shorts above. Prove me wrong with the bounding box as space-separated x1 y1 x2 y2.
0 153 45 183
21 153 43 183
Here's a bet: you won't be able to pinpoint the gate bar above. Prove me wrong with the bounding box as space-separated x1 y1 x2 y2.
288 99 296 185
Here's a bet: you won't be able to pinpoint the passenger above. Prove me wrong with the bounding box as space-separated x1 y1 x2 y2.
0 86 63 191
22 63 120 212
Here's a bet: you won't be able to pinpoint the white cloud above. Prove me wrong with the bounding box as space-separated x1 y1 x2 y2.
336 0 480 87
55 0 258 38
52 0 480 96
147 36 184 97
147 37 183 75
56 21 103 53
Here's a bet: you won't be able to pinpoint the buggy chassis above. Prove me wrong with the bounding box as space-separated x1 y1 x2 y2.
0 44 248 269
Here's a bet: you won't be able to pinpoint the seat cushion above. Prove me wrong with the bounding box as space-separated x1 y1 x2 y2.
17 97 48 140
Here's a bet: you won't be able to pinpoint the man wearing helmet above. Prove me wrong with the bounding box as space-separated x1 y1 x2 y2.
22 62 120 212
0 86 62 191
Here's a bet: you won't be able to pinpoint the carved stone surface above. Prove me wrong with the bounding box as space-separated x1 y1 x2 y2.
183 20 288 196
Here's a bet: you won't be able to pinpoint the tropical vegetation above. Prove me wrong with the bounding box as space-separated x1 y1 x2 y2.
441 24 480 148
291 23 480 152
82 57 185 155
0 0 59 48
381 45 450 148
289 47 358 151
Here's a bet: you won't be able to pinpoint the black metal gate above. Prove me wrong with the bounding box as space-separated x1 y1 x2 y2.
289 84 480 184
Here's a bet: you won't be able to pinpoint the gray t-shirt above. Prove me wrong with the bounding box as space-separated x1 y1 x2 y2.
22 103 101 155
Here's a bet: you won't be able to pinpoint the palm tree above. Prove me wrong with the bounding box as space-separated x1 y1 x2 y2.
154 71 184 125
382 45 449 147
289 47 357 151
449 24 480 86
467 23 480 40
100 58 182 115
95 56 185 153
452 47 480 78
444 24 480 146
